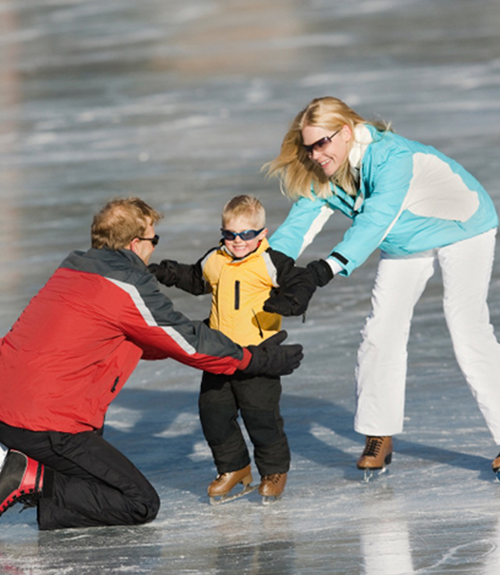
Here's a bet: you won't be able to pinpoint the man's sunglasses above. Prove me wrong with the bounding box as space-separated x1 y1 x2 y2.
302 129 340 155
220 228 264 241
137 234 160 246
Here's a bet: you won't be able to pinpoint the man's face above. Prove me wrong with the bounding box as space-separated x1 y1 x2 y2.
134 221 157 265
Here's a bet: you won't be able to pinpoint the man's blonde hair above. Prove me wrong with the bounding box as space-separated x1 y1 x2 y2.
91 197 163 250
222 195 266 229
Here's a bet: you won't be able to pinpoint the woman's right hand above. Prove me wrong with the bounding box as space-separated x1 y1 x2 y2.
306 260 334 287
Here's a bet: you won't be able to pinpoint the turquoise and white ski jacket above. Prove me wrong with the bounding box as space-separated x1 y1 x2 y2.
270 124 498 276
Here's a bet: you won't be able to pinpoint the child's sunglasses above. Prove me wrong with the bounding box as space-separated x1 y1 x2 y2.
220 228 264 241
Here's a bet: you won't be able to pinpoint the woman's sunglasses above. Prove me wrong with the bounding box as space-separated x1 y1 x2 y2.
220 228 264 241
302 129 340 155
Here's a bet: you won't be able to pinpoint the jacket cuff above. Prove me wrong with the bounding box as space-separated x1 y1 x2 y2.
238 348 253 371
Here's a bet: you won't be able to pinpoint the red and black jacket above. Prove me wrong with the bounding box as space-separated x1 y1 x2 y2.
0 248 250 433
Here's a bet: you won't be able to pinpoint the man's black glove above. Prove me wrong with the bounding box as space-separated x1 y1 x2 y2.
243 330 303 377
148 260 180 286
306 259 334 287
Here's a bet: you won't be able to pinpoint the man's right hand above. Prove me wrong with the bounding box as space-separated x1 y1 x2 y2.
243 331 303 377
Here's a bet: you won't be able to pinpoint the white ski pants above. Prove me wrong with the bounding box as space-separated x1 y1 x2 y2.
354 228 500 444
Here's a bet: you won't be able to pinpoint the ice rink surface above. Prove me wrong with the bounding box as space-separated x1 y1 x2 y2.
1 0 500 573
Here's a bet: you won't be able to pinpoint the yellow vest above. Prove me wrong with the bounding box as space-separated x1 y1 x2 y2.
202 238 281 346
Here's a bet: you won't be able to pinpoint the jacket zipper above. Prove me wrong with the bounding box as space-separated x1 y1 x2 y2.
252 309 264 339
234 280 240 310
111 376 120 393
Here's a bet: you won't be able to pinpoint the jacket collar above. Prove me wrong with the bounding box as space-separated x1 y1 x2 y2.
348 123 373 171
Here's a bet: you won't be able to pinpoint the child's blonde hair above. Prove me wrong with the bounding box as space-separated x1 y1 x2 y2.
222 195 266 229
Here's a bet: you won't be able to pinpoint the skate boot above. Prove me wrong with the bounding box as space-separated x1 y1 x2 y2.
0 450 45 518
259 472 287 505
356 436 393 482
207 464 256 505
492 452 500 480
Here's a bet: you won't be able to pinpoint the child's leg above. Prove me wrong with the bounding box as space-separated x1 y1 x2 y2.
198 371 250 473
235 375 290 476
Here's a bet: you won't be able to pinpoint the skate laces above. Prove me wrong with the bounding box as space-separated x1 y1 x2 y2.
19 496 41 513
1 489 41 516
364 437 384 457
262 474 282 484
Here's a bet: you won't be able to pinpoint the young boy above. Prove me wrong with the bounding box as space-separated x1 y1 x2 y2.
149 195 315 503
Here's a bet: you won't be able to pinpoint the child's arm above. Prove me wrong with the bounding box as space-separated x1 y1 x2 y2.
263 249 317 317
148 256 208 296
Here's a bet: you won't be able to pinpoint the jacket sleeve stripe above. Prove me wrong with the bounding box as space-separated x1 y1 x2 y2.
262 251 279 287
300 205 334 257
106 276 197 355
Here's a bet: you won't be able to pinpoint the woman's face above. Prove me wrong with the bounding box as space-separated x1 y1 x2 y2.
301 124 352 178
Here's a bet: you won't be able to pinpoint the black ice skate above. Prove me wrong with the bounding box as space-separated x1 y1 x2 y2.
0 450 45 518
207 464 256 505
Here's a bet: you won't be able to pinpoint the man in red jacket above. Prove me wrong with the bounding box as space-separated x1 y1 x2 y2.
0 197 303 530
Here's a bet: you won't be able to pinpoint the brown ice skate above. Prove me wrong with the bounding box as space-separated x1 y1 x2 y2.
207 464 255 505
492 452 500 477
356 436 393 481
259 472 287 504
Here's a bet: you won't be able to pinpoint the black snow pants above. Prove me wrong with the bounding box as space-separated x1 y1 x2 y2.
0 421 160 531
198 371 290 477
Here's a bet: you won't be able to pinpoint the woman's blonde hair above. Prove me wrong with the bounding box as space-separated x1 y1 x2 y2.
222 195 266 229
91 197 163 249
263 97 390 200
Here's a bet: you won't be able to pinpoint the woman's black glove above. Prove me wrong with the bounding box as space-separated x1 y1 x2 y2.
264 289 302 316
264 270 317 317
243 331 303 377
306 259 334 287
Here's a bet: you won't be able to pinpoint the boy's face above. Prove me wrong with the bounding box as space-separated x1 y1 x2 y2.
222 215 267 259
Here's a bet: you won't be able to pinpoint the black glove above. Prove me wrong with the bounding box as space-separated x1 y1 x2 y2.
243 330 304 377
264 283 315 317
306 259 334 287
148 260 180 286
264 266 317 317
263 289 299 316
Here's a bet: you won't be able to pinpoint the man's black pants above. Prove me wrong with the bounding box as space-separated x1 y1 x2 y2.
199 371 290 477
0 422 160 531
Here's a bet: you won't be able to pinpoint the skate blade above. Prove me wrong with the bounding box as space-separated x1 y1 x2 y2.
261 494 282 506
362 466 387 483
209 484 257 506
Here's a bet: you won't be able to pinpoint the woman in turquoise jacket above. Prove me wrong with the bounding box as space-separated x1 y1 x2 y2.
265 96 500 476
